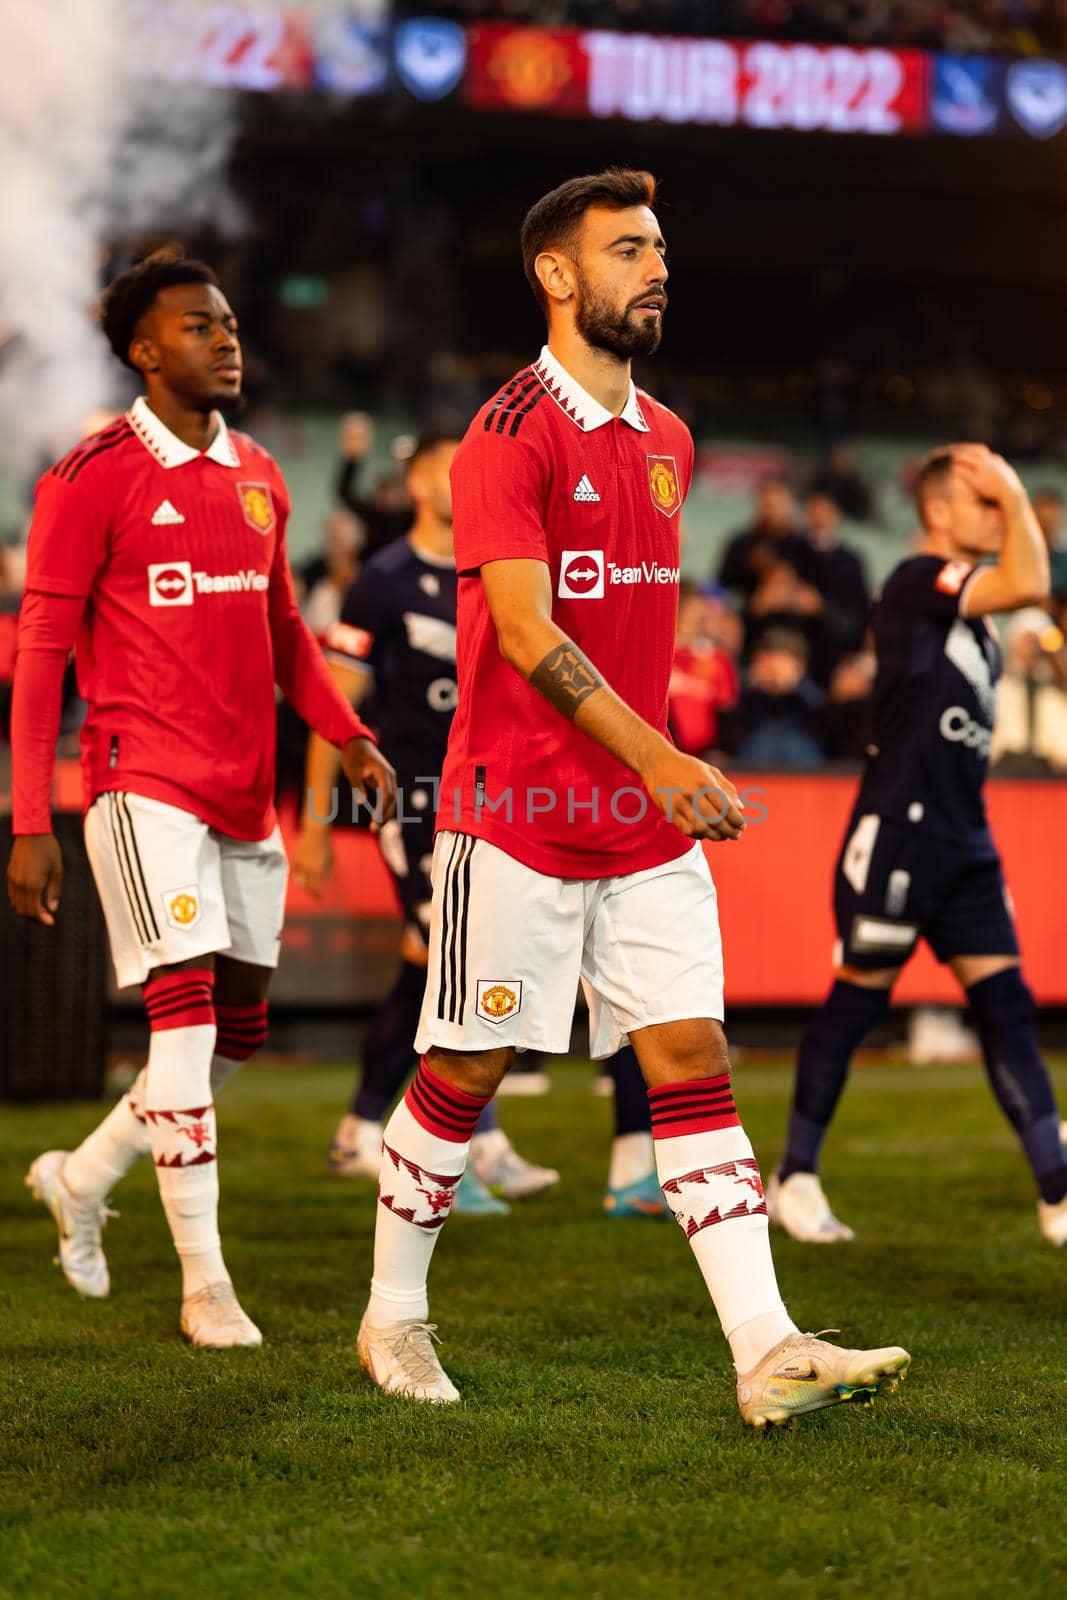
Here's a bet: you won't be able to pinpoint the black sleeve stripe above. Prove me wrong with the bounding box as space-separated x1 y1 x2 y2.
483 369 535 432
52 421 131 481
54 425 133 483
507 386 548 437
493 375 542 435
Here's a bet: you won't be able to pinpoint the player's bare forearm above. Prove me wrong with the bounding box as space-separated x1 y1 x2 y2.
300 659 369 831
529 637 662 770
525 637 742 841
955 446 1049 613
997 488 1049 605
302 732 343 831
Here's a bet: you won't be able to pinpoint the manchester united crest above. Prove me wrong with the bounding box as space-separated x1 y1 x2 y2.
237 481 275 535
476 979 522 1024
646 454 681 518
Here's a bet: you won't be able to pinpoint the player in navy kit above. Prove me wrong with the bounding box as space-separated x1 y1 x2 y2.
770 443 1067 1246
293 434 559 1209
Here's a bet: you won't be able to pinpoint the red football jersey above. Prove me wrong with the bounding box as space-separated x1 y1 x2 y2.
14 399 368 839
442 347 695 878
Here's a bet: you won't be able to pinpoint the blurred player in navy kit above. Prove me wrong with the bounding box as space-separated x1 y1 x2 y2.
293 434 559 1211
771 444 1067 1247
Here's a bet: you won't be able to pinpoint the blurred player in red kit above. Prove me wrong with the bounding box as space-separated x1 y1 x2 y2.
354 170 909 1427
7 250 395 1347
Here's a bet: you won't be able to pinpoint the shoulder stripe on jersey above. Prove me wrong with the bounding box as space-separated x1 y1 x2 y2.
507 385 547 437
483 369 534 433
52 421 131 481
494 376 543 436
117 793 161 942
55 424 133 484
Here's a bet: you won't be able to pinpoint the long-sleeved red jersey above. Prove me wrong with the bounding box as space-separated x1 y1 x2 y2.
13 397 372 839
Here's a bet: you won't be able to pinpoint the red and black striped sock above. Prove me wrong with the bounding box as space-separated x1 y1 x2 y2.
404 1057 492 1144
647 1073 740 1140
215 1000 269 1063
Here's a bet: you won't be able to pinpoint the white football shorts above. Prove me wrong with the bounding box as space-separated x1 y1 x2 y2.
84 791 289 989
415 831 724 1059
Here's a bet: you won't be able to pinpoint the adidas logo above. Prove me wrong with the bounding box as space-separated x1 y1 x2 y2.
573 474 601 503
150 499 185 526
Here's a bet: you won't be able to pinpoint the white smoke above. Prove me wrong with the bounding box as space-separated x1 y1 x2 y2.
0 0 241 484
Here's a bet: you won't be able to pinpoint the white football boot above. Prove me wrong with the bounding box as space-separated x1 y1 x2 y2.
469 1130 559 1199
1037 1194 1067 1246
737 1331 910 1429
327 1114 383 1179
766 1171 855 1243
357 1316 460 1403
26 1150 114 1298
181 1281 262 1348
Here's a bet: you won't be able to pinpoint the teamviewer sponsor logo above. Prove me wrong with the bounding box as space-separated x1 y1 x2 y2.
559 549 605 599
148 561 193 607
147 562 269 606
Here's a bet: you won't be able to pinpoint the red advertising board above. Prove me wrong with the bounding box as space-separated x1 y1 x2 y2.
465 22 928 135
42 765 1067 1009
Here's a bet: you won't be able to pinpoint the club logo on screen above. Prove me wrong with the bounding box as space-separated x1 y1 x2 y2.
647 455 681 517
147 561 193 607
394 18 467 101
558 549 605 599
1006 60 1067 139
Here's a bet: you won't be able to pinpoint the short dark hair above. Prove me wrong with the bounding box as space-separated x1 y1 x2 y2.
520 168 657 313
912 449 955 530
407 430 461 475
98 247 219 371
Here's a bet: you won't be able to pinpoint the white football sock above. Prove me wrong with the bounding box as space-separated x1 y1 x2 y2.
366 1097 468 1324
143 970 229 1300
649 1076 795 1372
608 1131 655 1190
62 1045 248 1208
365 1059 491 1326
63 1067 150 1199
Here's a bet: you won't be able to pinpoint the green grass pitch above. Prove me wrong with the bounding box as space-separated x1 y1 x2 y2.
2 1056 1065 1600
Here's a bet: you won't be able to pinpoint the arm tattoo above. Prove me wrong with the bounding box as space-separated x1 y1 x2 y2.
529 640 604 721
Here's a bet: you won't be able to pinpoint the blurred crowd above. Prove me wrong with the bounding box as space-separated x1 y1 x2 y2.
6 414 1067 783
426 0 1067 52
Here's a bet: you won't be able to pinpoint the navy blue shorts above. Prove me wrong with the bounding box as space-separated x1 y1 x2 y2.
833 812 1018 970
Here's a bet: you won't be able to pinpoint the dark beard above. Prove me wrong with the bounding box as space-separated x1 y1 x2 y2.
574 273 664 359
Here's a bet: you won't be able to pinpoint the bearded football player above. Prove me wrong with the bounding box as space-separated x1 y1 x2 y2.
353 169 910 1427
8 250 395 1347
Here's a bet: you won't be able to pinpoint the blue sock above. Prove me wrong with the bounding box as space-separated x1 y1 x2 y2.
781 979 891 1179
967 969 1067 1205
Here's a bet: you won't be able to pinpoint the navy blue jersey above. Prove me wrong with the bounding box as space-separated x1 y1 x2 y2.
855 555 1000 843
324 538 457 781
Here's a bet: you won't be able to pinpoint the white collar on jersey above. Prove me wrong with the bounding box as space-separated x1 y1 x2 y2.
126 395 241 470
532 345 650 434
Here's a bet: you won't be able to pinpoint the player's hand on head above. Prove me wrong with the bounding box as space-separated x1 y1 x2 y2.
291 826 333 899
6 834 64 925
341 737 398 824
951 443 1024 506
643 748 746 843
